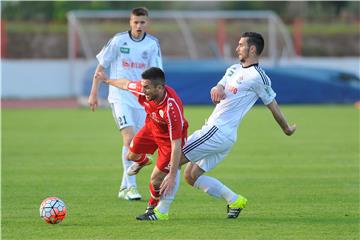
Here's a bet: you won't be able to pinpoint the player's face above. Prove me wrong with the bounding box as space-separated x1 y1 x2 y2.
236 37 250 63
129 15 148 39
141 79 161 101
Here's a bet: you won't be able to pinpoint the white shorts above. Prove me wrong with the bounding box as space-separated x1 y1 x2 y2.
110 102 146 132
183 125 233 172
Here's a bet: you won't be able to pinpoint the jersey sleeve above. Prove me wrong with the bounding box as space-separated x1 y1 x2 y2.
166 98 185 141
253 73 276 105
96 36 118 68
217 65 237 87
149 40 163 70
127 81 144 98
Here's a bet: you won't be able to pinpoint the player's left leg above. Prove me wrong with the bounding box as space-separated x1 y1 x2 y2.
136 166 168 221
184 162 247 219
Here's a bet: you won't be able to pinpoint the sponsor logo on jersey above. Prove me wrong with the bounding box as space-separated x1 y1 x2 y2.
265 86 271 96
120 47 130 54
122 42 128 46
159 109 164 118
150 112 166 124
142 51 148 60
122 60 146 69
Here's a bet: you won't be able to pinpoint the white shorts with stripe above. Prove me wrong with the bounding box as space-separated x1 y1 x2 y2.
110 102 146 132
183 124 234 172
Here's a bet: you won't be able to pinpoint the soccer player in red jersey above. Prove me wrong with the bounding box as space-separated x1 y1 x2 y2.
95 67 188 220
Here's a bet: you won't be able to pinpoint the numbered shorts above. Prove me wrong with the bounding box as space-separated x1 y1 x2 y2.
110 102 146 132
183 125 233 172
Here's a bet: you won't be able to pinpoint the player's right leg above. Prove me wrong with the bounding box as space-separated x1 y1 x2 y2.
126 126 156 176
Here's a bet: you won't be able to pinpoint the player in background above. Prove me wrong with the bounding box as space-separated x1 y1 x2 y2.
144 32 297 220
95 67 188 221
88 7 163 201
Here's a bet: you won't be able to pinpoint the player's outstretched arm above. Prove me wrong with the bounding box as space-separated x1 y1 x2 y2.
160 138 182 196
266 99 296 136
95 71 130 90
88 64 105 112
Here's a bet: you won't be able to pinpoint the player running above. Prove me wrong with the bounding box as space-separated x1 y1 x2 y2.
96 67 188 220
88 7 163 201
144 32 297 220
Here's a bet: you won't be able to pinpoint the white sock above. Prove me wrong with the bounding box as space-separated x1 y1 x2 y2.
193 175 238 204
157 169 180 214
120 174 127 190
121 146 136 189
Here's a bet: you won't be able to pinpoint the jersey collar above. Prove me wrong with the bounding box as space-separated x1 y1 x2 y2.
241 63 259 68
128 30 147 42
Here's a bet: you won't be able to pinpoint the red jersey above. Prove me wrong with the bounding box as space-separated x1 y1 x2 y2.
127 81 188 142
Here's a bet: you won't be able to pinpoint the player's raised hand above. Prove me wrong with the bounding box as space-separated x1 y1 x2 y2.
210 85 226 104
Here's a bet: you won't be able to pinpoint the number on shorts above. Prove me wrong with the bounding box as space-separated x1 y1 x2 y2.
118 115 128 126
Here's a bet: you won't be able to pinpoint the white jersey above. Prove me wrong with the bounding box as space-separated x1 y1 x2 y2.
206 63 276 142
96 31 163 107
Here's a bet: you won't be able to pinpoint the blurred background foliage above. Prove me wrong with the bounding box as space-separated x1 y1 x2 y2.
2 1 359 21
1 1 359 58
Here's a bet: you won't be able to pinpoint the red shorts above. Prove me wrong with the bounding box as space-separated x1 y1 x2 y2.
129 125 186 173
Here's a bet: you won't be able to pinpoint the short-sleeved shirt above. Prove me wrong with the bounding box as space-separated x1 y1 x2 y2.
127 81 188 143
206 63 276 141
96 31 163 107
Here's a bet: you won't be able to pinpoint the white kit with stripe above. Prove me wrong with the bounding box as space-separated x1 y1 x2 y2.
96 31 163 107
206 63 276 142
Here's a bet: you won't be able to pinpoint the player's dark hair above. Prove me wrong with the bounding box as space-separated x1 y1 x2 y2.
131 7 149 17
241 32 264 55
142 67 165 86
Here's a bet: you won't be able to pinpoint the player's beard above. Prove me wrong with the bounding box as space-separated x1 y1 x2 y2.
145 95 153 101
145 93 157 101
239 50 249 63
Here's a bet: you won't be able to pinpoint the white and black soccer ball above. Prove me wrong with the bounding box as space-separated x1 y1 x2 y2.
39 197 67 224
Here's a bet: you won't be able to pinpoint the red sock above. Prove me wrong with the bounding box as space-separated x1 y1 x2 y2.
148 182 160 207
135 154 149 166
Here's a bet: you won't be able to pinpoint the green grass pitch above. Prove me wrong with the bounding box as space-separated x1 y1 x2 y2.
2 105 359 239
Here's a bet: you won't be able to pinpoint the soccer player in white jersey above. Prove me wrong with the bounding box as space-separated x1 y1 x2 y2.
141 32 296 220
88 7 163 201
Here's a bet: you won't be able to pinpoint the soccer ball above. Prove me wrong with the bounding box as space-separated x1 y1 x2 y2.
39 197 67 224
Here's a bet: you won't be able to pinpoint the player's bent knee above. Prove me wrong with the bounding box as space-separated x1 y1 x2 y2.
122 135 134 148
150 177 162 189
126 151 141 161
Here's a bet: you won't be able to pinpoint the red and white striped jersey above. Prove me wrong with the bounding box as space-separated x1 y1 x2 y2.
127 81 188 142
